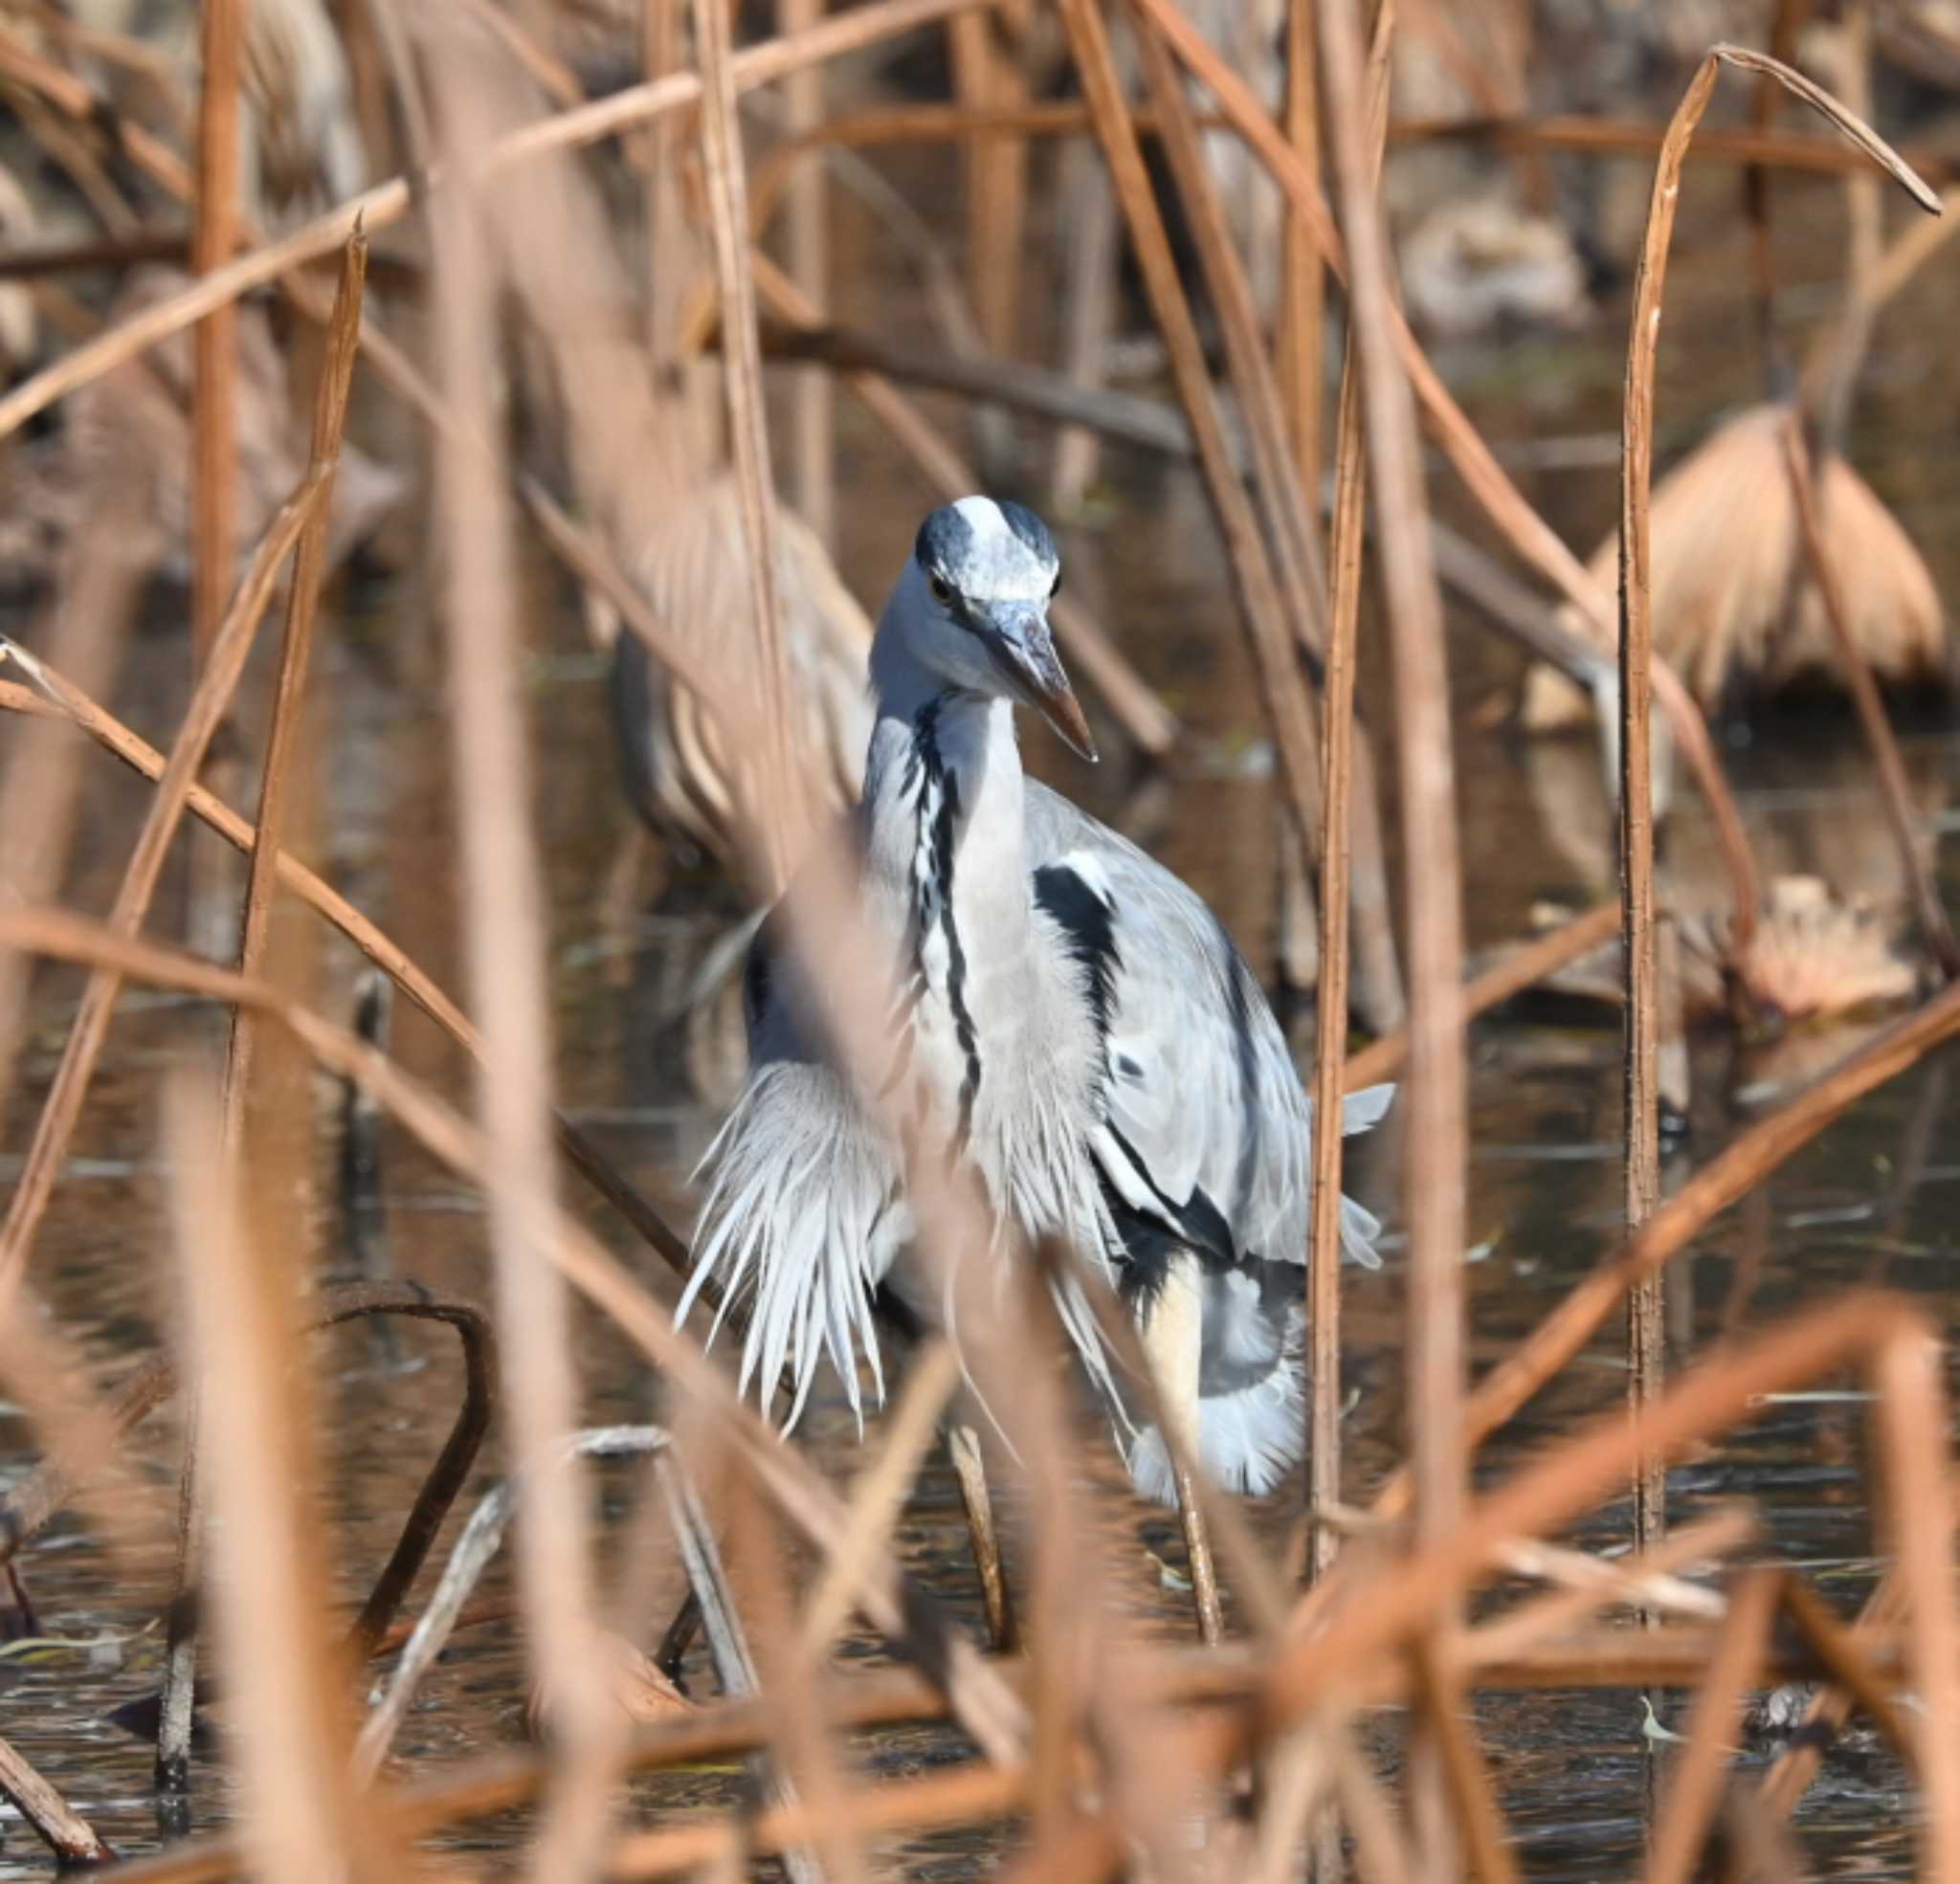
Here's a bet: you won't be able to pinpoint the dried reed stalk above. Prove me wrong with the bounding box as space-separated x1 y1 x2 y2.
1307 0 1392 1597
161 225 369 1799
1783 418 1960 978
425 42 616 1880
1320 0 1470 1861
0 473 331 1311
1619 41 1937 1581
189 0 242 679
1617 42 1687 1593
165 1081 374 1884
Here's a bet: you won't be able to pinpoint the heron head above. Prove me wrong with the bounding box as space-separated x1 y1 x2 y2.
895 498 1096 763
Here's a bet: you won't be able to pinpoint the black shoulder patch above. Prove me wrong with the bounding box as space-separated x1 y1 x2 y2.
915 504 975 576
997 499 1057 566
1033 861 1119 1042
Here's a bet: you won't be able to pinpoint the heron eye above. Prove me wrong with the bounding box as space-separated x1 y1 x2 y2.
927 572 952 607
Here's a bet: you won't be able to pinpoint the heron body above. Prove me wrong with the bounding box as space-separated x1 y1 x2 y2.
684 498 1391 1505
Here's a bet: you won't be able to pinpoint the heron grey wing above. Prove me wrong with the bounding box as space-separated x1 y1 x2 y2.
1026 784 1391 1274
1025 785 1314 1269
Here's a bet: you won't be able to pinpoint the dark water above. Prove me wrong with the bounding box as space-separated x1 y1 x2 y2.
3 136 1959 1881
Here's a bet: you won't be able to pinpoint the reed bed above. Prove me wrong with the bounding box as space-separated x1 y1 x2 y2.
0 2 1956 1881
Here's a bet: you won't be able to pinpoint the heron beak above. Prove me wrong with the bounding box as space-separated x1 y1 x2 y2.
981 602 1098 764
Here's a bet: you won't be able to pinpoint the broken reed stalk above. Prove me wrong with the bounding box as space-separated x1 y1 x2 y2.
1618 43 1685 1598
1783 418 1960 979
189 0 241 676
695 0 799 893
224 226 367 1145
1307 0 1394 1593
0 0 990 444
0 907 1033 1772
746 253 1178 756
780 0 833 550
1319 0 1472 1866
426 39 612 1862
1060 0 1328 920
0 473 332 1312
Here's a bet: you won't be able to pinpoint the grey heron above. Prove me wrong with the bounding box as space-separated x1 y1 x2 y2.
681 497 1392 1639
